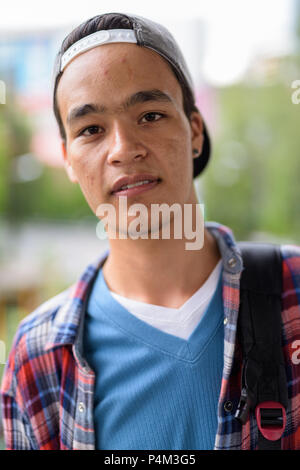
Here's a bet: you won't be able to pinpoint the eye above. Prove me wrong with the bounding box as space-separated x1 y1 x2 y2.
79 125 101 137
140 112 164 123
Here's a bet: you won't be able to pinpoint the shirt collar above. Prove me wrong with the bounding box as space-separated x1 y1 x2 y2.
205 222 243 274
45 222 243 351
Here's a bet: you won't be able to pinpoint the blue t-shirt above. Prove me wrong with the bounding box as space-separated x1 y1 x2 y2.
83 267 224 450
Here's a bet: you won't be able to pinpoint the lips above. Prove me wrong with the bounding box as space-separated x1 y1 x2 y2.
111 174 161 194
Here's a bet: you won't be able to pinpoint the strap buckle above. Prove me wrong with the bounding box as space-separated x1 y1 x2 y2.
255 401 286 441
235 388 252 424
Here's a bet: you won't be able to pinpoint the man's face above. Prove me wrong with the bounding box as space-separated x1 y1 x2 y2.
57 43 203 230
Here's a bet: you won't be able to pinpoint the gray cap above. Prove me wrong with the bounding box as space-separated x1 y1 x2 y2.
53 13 211 177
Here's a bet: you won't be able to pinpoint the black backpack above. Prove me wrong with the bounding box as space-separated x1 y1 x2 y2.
235 242 288 450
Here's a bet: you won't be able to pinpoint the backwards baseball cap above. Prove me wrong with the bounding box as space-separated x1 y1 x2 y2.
53 13 211 177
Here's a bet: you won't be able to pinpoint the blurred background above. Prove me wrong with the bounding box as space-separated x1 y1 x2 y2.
0 0 299 448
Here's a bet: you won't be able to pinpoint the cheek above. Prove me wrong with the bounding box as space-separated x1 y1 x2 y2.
74 157 95 187
161 130 194 200
67 145 105 210
69 142 101 181
164 133 193 175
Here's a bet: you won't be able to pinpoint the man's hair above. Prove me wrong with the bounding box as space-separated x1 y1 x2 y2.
53 13 198 143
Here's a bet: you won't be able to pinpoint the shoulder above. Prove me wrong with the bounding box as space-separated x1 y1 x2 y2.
3 250 108 385
16 287 72 348
281 243 300 259
280 245 300 332
18 287 72 336
281 244 300 281
1 286 73 395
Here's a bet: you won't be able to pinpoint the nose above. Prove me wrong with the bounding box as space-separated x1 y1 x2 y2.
107 120 147 166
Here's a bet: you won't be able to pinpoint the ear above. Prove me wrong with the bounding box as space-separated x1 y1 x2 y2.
189 111 204 159
61 141 78 183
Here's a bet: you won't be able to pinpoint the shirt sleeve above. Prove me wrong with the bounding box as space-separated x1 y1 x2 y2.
1 391 33 450
0 339 37 450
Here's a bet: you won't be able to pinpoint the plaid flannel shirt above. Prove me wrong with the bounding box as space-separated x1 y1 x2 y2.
1 222 300 450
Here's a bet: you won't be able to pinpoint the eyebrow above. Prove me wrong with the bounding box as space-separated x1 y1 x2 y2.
66 89 173 127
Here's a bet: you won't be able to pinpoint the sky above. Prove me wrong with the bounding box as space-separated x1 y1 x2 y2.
0 0 297 86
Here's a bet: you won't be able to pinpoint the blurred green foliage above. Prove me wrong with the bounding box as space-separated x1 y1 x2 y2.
202 56 300 242
0 98 29 216
0 97 92 223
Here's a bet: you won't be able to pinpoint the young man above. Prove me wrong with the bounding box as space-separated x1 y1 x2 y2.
1 12 300 450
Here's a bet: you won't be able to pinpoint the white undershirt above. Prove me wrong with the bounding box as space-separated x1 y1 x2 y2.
109 259 223 340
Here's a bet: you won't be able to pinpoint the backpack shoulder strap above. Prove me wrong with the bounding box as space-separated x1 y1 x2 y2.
235 242 288 450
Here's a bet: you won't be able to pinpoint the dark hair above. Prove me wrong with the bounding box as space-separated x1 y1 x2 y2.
53 13 198 143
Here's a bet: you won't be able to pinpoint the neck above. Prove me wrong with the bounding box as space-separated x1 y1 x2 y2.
102 207 221 308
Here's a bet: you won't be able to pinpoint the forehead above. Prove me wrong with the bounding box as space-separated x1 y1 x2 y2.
56 43 183 119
